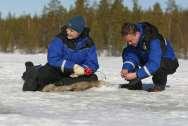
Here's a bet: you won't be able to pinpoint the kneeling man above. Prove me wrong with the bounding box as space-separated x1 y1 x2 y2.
120 22 179 92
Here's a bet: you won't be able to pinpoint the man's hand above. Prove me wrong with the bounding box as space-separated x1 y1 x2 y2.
121 69 128 78
73 64 85 76
73 64 93 77
124 72 137 80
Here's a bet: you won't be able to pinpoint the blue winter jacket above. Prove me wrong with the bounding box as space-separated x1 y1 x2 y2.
47 32 99 74
122 23 176 79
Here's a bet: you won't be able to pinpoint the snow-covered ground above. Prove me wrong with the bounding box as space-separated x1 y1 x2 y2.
0 53 188 126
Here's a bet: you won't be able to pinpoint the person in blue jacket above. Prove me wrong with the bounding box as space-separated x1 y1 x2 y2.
22 16 99 91
120 22 179 92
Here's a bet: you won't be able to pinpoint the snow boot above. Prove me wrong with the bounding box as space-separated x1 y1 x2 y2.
22 61 34 80
119 79 143 90
146 69 167 92
22 61 42 91
25 61 34 71
147 86 165 92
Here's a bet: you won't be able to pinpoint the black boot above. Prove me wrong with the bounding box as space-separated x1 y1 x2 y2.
22 62 40 91
147 86 165 92
22 61 34 80
119 79 143 90
147 70 167 92
25 61 34 71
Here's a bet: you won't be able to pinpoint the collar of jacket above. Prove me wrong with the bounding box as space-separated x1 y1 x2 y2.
134 23 144 48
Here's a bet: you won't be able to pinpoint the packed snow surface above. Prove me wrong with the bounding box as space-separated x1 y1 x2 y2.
0 53 187 126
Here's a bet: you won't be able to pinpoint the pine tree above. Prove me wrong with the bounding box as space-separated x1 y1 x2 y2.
97 0 111 55
0 0 187 57
110 0 125 55
131 0 142 22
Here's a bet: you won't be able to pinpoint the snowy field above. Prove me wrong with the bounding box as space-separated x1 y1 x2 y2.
0 53 188 126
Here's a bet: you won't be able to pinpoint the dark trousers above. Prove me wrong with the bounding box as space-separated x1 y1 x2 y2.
152 58 179 89
22 64 98 91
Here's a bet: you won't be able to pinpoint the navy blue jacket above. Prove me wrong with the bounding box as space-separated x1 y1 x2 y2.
122 23 176 79
47 31 99 74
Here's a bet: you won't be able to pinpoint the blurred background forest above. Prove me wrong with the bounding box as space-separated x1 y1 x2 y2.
0 0 187 58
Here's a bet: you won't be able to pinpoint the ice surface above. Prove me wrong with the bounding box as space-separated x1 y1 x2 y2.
0 53 187 126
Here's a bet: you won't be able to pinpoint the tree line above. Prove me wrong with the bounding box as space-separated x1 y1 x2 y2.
0 0 187 58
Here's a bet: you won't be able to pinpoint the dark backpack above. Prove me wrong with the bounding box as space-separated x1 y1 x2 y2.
139 22 167 54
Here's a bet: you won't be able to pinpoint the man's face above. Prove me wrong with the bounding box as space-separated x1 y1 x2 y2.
122 32 140 47
66 28 81 40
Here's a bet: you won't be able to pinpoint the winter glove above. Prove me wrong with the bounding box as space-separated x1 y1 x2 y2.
84 68 93 76
73 64 85 76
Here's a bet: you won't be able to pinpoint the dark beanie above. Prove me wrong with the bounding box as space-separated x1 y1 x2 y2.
66 16 86 33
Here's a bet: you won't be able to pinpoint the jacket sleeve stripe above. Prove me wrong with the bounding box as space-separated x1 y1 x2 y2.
123 61 135 69
61 60 67 72
144 66 151 76
164 39 167 46
83 64 89 68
